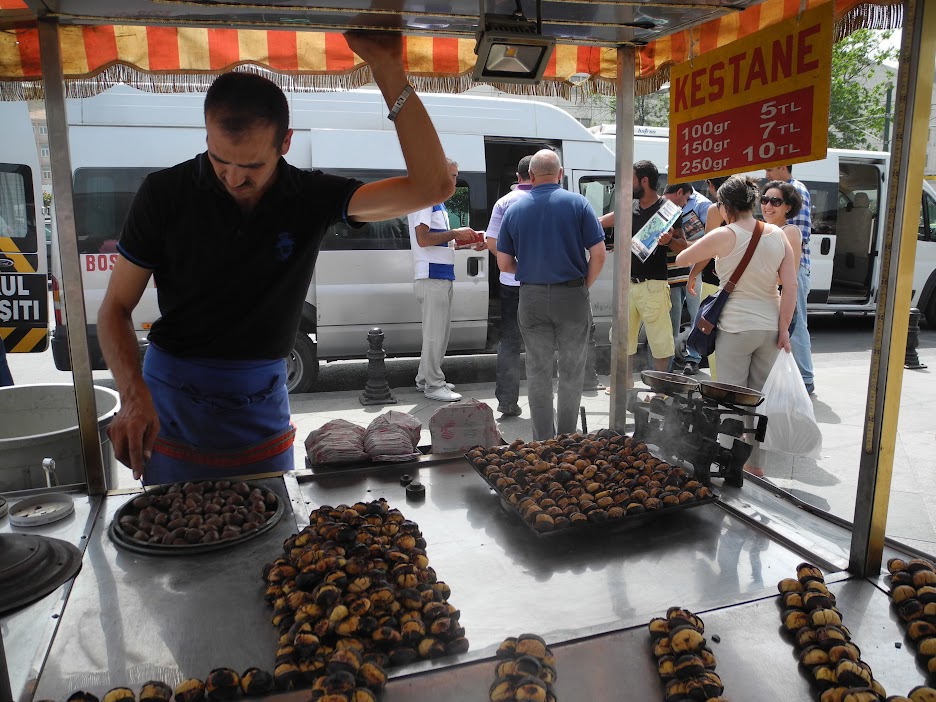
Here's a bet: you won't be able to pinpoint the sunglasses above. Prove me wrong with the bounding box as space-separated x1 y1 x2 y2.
760 196 785 207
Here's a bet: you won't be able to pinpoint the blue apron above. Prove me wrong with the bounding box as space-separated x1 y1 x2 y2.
142 344 295 485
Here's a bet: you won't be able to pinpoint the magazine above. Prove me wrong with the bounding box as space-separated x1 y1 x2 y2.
681 209 705 241
631 198 682 262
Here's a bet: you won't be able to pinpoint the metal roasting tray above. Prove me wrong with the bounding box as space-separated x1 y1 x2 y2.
466 455 719 540
698 380 765 407
107 480 284 556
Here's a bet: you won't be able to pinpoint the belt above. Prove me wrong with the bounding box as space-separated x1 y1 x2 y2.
522 278 585 287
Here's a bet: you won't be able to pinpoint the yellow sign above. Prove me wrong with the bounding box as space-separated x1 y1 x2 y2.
669 3 833 182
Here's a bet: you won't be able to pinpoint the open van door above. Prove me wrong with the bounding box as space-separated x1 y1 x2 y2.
795 153 839 306
572 170 616 343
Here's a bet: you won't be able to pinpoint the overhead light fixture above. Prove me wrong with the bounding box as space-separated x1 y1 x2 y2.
473 0 555 85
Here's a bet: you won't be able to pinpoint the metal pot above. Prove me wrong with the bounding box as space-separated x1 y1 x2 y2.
641 371 700 396
698 380 764 407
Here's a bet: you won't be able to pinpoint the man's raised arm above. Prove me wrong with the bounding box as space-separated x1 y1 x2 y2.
344 32 454 222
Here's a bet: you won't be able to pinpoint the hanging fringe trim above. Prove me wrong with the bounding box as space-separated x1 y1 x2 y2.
0 61 678 102
834 1 903 40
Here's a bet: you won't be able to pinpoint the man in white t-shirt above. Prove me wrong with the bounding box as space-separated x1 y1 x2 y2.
485 155 533 417
407 158 482 401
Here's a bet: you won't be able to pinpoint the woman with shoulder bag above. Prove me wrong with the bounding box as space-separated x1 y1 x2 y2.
675 175 797 476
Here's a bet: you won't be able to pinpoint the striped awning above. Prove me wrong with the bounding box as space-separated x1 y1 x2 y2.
0 0 902 100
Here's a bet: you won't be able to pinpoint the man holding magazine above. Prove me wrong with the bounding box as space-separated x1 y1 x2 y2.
599 160 686 387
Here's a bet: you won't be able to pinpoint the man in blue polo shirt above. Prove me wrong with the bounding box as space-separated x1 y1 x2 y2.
497 149 607 440
407 158 482 402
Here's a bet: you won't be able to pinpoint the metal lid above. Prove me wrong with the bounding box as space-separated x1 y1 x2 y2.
8 493 75 527
0 495 7 520
0 533 83 615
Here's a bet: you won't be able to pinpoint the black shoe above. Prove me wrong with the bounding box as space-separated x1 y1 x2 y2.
682 361 699 376
497 403 522 416
805 383 815 395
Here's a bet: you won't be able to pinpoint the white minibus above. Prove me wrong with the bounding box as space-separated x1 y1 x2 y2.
39 86 620 392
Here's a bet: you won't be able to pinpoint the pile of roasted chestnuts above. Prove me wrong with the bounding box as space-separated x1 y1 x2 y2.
648 606 725 701
113 480 279 546
468 430 715 533
887 557 936 685
262 498 467 683
489 634 557 702
778 562 920 702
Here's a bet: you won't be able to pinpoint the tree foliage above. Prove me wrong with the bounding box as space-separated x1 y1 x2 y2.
828 29 897 150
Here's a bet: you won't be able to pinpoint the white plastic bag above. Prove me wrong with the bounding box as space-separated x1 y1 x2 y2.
757 350 823 459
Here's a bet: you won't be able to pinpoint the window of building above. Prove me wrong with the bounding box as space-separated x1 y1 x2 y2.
40 147 50 157
42 170 52 180
38 125 47 135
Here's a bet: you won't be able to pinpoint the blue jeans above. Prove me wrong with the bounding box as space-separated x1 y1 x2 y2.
495 283 522 406
790 265 814 386
684 285 702 363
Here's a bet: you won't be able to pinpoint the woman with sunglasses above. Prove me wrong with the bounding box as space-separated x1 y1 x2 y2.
760 181 803 272
676 175 797 477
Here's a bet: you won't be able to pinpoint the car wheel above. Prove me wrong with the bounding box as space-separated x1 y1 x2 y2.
286 333 319 394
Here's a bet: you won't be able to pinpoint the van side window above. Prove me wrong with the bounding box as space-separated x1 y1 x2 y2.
319 173 472 251
74 167 157 254
0 165 36 256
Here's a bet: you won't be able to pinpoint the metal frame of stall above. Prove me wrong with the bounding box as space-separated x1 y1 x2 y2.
3 0 936 699
36 0 936 584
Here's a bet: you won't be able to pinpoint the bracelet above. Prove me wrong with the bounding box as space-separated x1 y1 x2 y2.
388 84 414 122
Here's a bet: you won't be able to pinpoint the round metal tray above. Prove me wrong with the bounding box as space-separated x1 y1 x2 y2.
641 370 700 396
698 380 764 407
108 481 284 556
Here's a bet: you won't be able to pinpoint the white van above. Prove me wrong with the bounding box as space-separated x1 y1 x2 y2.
591 124 936 327
0 101 48 355
41 86 619 392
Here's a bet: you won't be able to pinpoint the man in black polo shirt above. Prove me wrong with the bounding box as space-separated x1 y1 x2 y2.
601 161 687 386
98 33 454 485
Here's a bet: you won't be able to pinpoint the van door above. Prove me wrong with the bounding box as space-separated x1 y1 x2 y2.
314 170 488 360
824 160 884 307
573 171 615 343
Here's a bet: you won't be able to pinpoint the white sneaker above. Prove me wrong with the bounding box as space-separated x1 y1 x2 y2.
417 381 455 392
424 386 462 402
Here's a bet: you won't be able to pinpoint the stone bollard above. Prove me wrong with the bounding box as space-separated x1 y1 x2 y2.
583 321 605 390
359 327 398 406
905 308 927 370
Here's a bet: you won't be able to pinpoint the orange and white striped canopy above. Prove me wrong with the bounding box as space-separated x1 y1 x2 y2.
0 0 901 99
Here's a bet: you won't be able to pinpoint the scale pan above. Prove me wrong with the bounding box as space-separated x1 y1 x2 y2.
698 380 764 407
641 370 700 395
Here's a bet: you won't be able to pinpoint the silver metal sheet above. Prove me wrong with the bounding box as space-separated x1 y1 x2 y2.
32 479 299 702
0 488 100 702
381 577 929 701
295 459 823 670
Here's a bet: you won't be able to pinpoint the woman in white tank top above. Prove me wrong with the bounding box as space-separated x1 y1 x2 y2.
675 176 797 476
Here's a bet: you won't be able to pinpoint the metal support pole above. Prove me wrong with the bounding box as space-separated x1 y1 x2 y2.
608 46 635 432
850 0 936 576
38 19 107 494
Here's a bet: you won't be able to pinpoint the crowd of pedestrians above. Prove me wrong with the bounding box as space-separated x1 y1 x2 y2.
406 153 818 462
